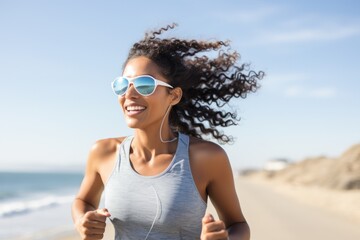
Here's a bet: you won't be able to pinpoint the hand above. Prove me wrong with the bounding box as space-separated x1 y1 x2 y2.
75 208 111 240
201 213 229 240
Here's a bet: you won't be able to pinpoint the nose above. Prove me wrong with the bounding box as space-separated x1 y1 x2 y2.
124 83 139 98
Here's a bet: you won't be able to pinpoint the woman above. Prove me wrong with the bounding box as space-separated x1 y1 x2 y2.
72 24 263 240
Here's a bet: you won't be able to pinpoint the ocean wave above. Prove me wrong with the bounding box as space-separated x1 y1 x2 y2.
0 191 18 200
0 195 74 218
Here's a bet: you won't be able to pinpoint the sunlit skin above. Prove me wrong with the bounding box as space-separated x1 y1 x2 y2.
72 56 250 240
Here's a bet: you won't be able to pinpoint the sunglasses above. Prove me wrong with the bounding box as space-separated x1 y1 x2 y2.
111 75 173 96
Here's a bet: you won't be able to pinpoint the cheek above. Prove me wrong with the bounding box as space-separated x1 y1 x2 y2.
150 97 171 111
153 89 172 103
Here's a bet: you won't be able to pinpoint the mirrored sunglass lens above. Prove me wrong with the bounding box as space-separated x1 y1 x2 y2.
134 76 155 95
113 78 129 95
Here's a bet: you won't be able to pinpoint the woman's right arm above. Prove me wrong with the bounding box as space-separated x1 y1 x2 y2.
72 139 118 240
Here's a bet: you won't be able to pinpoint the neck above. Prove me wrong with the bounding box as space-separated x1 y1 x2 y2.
159 105 177 143
132 125 178 160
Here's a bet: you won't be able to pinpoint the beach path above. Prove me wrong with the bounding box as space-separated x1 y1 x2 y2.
207 176 360 240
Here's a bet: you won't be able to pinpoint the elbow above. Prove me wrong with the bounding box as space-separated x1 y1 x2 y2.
227 221 250 240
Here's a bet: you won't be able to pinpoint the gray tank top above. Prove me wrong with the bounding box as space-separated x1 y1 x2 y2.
104 133 207 240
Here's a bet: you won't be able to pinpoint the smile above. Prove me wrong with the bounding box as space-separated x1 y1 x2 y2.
125 105 147 115
126 105 146 111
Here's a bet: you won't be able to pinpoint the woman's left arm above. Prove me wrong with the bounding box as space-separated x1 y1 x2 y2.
205 144 250 240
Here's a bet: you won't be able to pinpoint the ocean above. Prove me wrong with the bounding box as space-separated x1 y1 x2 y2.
0 171 84 239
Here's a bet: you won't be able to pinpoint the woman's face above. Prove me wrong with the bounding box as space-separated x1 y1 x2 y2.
119 56 174 130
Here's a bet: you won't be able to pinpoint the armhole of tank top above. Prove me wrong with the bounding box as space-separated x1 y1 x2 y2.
103 137 127 188
186 136 208 207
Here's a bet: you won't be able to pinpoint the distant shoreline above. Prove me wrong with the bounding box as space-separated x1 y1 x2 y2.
0 169 84 174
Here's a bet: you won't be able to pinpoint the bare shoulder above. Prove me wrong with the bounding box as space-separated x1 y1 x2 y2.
90 137 125 156
189 136 228 163
188 136 231 180
86 136 127 170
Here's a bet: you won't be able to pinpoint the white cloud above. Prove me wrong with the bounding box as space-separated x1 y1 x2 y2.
266 73 308 85
261 25 360 44
309 87 337 98
284 85 337 98
213 6 360 46
263 73 338 99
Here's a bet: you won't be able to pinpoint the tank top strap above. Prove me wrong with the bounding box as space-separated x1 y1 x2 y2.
115 135 134 172
173 132 189 163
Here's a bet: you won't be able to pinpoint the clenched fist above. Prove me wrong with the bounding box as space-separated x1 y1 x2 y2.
75 208 111 240
201 213 229 240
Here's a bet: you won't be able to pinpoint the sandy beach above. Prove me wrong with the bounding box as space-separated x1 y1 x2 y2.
237 176 360 240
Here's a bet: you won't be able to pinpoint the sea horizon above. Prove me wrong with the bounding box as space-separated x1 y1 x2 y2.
0 164 85 174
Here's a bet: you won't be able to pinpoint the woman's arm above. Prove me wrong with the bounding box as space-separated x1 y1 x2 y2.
72 139 118 239
201 143 250 240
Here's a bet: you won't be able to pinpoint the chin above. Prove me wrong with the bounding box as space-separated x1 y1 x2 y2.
125 118 143 129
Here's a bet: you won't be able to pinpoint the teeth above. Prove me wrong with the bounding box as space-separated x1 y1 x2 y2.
126 106 146 111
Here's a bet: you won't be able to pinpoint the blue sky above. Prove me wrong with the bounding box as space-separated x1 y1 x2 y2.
1 0 359 172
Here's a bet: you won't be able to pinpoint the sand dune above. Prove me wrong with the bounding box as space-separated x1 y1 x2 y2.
247 143 360 190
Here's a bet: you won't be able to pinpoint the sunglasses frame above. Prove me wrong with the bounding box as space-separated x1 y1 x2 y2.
111 75 174 97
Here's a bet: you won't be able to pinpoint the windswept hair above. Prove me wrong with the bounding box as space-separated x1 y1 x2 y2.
123 24 264 144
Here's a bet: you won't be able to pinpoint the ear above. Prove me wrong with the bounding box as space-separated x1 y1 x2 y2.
169 87 182 106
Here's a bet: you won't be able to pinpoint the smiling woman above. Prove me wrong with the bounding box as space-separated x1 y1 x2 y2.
72 23 264 240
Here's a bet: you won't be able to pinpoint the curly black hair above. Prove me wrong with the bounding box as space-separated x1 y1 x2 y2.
123 24 264 144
